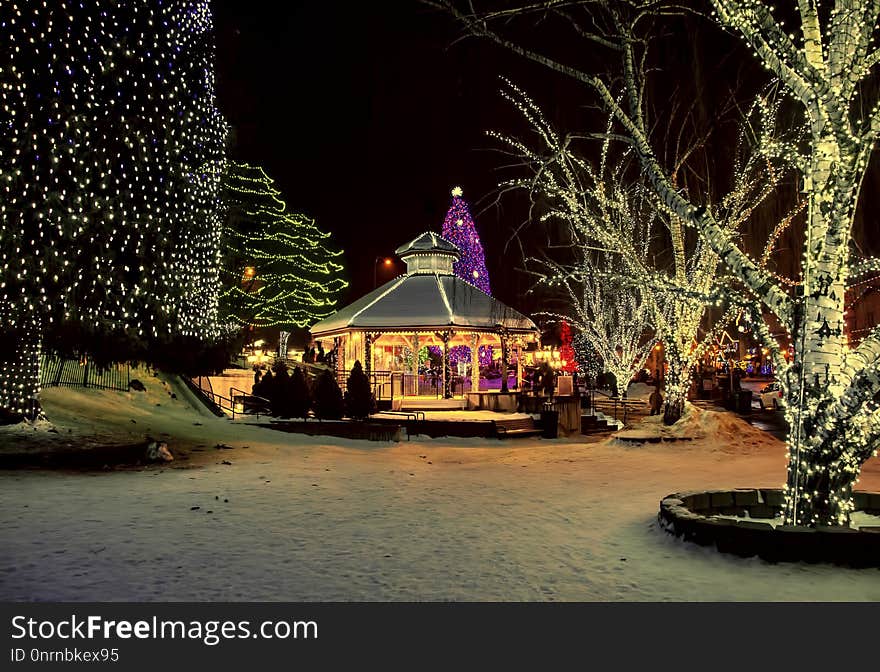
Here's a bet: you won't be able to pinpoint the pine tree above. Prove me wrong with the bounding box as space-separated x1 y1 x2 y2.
0 1 226 419
345 360 373 420
220 161 347 329
270 360 291 418
572 332 601 388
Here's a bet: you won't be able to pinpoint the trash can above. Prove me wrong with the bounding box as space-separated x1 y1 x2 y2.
738 390 753 415
540 409 559 439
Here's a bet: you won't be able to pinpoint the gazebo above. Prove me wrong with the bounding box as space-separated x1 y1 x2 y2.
309 231 540 405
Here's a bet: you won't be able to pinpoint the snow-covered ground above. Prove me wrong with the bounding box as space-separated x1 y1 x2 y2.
1 374 879 601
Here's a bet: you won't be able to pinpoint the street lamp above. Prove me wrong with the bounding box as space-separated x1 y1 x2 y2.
374 256 394 288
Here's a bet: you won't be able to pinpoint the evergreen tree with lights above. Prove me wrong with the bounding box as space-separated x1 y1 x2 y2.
439 186 493 367
0 1 226 420
441 186 491 294
220 161 347 330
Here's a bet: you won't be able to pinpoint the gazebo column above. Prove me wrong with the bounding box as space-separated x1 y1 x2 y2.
364 332 373 379
516 341 523 390
411 334 420 376
470 333 480 393
440 331 452 399
411 334 420 397
499 328 509 394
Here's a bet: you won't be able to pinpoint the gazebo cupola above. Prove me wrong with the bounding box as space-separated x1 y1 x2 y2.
395 231 460 276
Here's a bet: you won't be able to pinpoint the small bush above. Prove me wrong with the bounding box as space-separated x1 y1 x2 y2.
345 360 373 420
270 361 291 417
253 369 274 402
289 367 312 419
313 370 344 420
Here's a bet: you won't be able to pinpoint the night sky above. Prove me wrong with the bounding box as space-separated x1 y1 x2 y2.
213 1 878 318
214 1 544 311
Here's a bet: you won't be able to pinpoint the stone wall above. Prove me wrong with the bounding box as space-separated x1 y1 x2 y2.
659 489 880 566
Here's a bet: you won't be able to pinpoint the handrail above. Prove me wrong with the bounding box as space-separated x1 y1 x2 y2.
588 389 643 426
229 386 271 420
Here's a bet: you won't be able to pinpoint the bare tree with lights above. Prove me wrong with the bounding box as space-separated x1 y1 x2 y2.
498 82 785 423
436 0 880 527
562 257 655 399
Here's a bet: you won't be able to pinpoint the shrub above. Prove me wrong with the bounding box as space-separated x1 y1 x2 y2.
313 370 344 420
289 367 311 419
270 360 291 417
345 360 373 420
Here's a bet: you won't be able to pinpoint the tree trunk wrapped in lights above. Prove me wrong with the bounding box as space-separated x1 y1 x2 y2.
436 0 880 526
0 305 41 422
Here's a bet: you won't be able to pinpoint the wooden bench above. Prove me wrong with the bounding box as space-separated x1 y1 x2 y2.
494 417 543 438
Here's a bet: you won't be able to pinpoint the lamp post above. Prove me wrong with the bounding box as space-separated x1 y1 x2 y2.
374 256 394 288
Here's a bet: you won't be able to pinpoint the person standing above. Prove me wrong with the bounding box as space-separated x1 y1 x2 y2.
649 384 663 416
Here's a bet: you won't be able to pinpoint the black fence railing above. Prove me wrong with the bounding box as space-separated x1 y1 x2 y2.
40 356 130 392
189 376 270 420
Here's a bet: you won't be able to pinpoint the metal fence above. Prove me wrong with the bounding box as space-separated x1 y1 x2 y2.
40 356 130 392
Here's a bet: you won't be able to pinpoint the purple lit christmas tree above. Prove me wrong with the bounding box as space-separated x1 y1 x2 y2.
441 187 491 295
429 187 494 371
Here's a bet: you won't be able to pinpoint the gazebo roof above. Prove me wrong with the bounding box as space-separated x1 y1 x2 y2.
311 230 539 338
310 269 538 337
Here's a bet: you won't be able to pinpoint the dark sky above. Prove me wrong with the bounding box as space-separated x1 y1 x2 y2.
214 1 545 311
213 1 878 319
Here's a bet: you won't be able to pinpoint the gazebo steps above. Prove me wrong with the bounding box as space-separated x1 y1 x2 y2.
398 398 466 411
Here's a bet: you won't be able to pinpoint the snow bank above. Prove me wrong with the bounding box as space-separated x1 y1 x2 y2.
613 404 775 447
0 382 878 601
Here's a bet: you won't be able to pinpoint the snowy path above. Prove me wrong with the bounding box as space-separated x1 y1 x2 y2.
1 383 879 601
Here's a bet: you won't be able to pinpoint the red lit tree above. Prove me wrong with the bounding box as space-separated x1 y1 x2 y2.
559 321 578 374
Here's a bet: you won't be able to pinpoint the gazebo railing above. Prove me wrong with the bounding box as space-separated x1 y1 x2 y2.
335 369 479 401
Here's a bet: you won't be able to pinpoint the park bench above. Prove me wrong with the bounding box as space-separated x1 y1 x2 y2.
494 417 542 438
378 410 426 422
